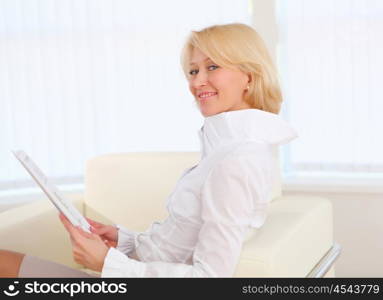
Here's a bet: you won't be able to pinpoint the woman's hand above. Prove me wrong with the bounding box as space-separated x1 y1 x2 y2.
85 217 119 248
58 213 110 272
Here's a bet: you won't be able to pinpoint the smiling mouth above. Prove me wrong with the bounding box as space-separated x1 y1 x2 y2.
198 93 218 101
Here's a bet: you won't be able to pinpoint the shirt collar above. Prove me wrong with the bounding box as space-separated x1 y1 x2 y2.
198 108 298 159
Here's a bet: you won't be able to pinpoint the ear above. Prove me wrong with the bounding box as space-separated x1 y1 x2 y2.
247 72 252 85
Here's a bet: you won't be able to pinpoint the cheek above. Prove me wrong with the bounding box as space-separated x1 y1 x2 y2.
209 72 228 87
211 71 242 93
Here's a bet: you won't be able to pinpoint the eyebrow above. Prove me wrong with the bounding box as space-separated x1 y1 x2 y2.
189 58 212 66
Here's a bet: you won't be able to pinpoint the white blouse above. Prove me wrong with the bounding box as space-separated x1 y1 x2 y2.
101 108 298 277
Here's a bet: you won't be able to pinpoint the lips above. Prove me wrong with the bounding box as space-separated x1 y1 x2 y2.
198 92 218 100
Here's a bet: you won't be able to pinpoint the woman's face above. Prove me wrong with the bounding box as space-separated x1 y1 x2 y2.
188 47 251 117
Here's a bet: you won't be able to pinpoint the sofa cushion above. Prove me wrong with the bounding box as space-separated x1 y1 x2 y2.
84 152 200 230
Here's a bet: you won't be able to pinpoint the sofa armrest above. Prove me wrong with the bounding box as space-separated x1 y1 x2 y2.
0 193 85 269
234 195 334 277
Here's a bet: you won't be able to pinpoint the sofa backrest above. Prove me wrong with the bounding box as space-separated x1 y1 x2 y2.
84 150 282 231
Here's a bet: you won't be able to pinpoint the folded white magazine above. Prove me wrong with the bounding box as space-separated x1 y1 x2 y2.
12 150 91 233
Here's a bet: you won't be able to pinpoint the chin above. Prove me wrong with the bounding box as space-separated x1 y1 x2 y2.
200 109 224 118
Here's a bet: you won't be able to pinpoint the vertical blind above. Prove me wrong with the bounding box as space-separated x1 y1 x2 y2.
276 0 383 177
0 0 252 191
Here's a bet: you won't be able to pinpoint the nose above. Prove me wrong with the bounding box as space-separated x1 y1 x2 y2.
191 70 208 89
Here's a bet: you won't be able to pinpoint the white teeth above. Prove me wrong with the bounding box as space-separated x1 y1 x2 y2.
199 92 217 98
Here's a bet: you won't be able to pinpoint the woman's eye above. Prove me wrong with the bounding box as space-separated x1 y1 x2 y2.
208 65 219 71
189 65 219 76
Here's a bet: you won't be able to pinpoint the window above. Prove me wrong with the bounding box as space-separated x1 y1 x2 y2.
0 0 252 195
276 0 383 181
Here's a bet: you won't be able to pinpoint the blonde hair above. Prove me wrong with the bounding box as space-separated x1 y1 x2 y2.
180 23 283 114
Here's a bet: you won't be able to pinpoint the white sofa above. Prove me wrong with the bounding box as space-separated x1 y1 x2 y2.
0 151 341 277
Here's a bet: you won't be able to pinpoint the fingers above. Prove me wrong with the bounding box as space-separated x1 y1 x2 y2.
59 212 68 223
59 213 87 244
104 240 111 248
76 226 97 240
104 240 117 249
85 217 103 228
60 214 107 247
59 213 73 233
90 226 109 235
59 214 90 236
73 251 83 265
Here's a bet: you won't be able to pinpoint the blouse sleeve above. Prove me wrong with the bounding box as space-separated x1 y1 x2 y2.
101 155 269 277
113 224 139 256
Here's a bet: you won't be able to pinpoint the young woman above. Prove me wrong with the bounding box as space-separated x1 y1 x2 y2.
0 22 297 278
